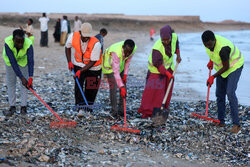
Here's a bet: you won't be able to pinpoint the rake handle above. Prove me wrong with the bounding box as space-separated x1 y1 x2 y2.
29 88 63 122
123 98 127 128
205 68 212 117
72 69 89 106
161 63 179 109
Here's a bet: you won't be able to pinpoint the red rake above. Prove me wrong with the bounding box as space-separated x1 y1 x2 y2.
111 98 140 134
29 88 77 128
191 68 220 125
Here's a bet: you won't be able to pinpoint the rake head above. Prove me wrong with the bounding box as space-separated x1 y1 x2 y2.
50 119 77 128
191 113 220 125
111 124 141 134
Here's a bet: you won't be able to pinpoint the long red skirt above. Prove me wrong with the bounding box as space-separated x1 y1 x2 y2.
138 71 174 118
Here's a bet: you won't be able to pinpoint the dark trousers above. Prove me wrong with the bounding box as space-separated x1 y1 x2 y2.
74 66 102 109
216 66 243 125
105 72 125 116
40 31 48 46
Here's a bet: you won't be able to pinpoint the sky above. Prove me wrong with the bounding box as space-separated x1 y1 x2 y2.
1 0 250 22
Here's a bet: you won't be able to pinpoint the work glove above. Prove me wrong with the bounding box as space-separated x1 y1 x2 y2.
75 70 81 79
207 76 215 87
166 71 174 80
120 87 127 98
27 77 33 88
207 59 213 70
122 74 127 84
68 61 74 71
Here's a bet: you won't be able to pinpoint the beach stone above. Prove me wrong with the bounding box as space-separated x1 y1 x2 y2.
0 66 249 166
27 138 37 148
98 149 105 155
0 116 5 121
38 154 50 162
185 155 190 160
20 138 28 145
175 153 183 158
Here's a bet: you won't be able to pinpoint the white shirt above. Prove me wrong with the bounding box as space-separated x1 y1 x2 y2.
25 24 33 34
74 20 82 32
39 17 49 32
61 19 68 33
65 33 102 71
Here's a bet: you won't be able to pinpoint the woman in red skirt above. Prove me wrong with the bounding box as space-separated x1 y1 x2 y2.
138 25 182 118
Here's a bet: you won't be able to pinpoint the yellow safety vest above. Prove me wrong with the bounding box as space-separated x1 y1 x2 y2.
3 35 32 67
206 35 244 78
102 41 137 74
28 36 34 45
148 33 178 73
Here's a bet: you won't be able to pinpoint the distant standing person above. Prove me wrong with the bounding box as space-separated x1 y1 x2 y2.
73 16 82 32
20 18 34 45
2 29 34 116
66 16 71 34
60 15 68 46
95 28 108 54
150 28 156 41
53 18 61 42
39 13 49 47
201 30 244 134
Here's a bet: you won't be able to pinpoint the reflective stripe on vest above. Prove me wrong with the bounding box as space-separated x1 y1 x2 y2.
72 32 102 67
230 52 242 67
148 61 172 70
2 35 32 67
213 45 242 68
148 33 177 74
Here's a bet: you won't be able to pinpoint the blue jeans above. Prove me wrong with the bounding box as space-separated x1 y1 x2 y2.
216 66 243 125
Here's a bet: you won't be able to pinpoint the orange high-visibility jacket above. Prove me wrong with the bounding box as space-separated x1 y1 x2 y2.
72 32 102 67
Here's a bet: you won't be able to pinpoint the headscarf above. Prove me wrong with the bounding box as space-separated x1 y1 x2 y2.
160 25 173 57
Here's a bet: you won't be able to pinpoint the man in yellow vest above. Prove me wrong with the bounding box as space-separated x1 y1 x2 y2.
2 29 34 116
202 30 244 134
102 40 137 118
65 22 102 117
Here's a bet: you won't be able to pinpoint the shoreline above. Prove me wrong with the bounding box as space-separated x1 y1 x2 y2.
1 13 250 32
1 22 249 105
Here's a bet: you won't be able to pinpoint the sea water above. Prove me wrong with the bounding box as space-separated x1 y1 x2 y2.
134 30 250 106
